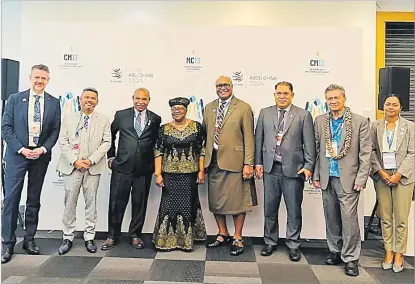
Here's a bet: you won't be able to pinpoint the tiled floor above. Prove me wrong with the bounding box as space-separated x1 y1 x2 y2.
1 231 414 284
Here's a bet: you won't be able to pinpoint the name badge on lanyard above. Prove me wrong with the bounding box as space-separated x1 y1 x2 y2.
382 126 397 169
276 131 283 146
326 121 342 157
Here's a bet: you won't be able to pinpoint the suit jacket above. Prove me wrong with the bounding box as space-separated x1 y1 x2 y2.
1 90 61 163
56 111 111 175
255 104 315 178
202 96 254 172
313 111 371 192
107 107 161 174
370 117 414 185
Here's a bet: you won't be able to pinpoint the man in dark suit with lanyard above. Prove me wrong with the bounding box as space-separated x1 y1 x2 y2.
1 64 61 263
101 88 161 250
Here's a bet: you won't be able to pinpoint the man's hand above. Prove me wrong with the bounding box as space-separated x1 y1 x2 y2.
21 148 35 159
74 160 90 171
255 165 264 180
108 158 114 169
298 168 312 181
312 180 321 189
387 173 401 186
30 148 45 159
243 165 254 180
354 184 364 191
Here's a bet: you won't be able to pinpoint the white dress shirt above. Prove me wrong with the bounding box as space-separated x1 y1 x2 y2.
383 118 399 153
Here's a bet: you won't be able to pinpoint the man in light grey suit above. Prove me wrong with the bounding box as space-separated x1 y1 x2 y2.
313 84 371 277
255 81 315 261
56 88 111 255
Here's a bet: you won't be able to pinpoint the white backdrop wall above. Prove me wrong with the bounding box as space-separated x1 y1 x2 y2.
9 1 378 238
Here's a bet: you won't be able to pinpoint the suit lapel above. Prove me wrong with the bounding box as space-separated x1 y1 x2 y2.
141 110 152 134
42 93 51 129
377 120 385 151
272 106 279 132
22 91 30 129
396 118 407 151
221 97 237 127
89 112 98 137
282 105 298 136
211 99 219 128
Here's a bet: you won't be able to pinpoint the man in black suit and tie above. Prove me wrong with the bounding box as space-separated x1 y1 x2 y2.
1 64 61 263
101 88 161 250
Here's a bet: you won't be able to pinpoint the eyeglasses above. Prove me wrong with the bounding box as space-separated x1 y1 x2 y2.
171 107 186 112
216 83 231 89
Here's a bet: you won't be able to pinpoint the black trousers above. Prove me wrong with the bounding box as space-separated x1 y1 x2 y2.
2 158 49 248
107 169 152 239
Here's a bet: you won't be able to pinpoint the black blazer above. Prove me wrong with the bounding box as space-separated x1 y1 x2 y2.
108 107 161 174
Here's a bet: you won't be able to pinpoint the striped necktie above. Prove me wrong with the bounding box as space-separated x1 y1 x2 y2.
33 95 41 145
214 100 227 145
135 112 143 137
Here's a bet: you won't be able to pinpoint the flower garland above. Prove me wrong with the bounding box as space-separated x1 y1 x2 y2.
324 106 352 159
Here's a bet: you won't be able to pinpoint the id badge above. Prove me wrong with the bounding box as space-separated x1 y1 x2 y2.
326 141 338 158
276 131 283 146
382 152 397 170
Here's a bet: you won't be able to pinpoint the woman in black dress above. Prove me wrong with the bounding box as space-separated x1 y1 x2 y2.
153 97 207 251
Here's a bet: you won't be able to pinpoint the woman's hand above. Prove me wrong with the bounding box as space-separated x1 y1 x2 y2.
378 169 391 183
197 170 205 184
155 174 164 187
387 173 402 186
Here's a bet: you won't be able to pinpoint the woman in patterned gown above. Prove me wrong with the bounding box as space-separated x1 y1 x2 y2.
153 97 207 251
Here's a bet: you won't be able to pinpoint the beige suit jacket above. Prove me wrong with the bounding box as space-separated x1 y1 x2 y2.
203 96 254 172
370 117 414 185
313 111 371 192
56 111 111 175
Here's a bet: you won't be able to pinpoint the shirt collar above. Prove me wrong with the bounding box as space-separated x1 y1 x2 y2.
30 88 45 98
384 117 400 127
277 104 292 113
218 95 233 105
82 112 93 119
134 108 146 117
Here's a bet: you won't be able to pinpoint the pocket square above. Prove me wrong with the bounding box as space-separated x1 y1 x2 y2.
22 98 27 102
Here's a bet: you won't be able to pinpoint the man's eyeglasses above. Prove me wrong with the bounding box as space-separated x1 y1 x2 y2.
216 83 231 89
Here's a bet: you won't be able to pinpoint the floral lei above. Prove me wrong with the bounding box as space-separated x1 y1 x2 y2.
324 106 352 160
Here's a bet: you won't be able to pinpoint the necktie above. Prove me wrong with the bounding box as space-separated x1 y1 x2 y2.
33 95 41 145
274 109 286 162
135 112 142 137
278 110 286 131
214 101 227 145
84 115 90 129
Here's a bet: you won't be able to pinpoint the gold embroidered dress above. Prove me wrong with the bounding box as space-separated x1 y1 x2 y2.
153 121 207 251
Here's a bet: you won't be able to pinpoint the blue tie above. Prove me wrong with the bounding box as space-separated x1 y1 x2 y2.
135 112 142 137
33 95 41 145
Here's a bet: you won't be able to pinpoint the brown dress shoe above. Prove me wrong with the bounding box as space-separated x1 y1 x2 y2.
132 238 144 249
101 238 116 251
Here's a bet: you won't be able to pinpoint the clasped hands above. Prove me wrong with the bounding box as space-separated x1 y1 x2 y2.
21 148 45 160
74 159 92 171
378 169 401 187
254 165 312 181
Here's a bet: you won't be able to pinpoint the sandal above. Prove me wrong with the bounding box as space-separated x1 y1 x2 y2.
206 234 231 248
230 238 244 256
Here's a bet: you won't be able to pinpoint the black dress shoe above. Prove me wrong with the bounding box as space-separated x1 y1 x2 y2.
261 244 277 256
325 252 341 265
22 241 40 255
1 248 13 264
85 240 97 253
101 238 116 250
289 248 301 262
206 234 231 248
345 260 359 277
131 238 144 249
58 240 73 255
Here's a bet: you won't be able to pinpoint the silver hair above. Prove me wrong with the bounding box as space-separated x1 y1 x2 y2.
324 84 346 97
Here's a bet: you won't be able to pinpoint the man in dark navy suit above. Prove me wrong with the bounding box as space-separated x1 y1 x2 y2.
1 64 61 263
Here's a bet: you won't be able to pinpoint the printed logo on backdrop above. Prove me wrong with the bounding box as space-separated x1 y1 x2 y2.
110 67 154 84
305 52 330 75
247 71 277 87
187 95 204 122
58 47 83 69
59 92 81 118
232 71 245 86
184 49 202 72
305 98 328 120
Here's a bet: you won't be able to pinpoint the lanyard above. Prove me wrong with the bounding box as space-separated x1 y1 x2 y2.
386 126 396 150
330 120 343 141
75 114 85 137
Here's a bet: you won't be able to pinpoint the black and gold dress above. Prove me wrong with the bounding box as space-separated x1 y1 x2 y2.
153 120 207 251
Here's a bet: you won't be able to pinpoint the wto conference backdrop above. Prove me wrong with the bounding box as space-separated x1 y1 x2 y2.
17 23 367 239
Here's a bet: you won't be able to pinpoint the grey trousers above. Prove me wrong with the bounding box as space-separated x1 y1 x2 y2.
62 170 100 241
263 163 304 249
322 177 361 262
